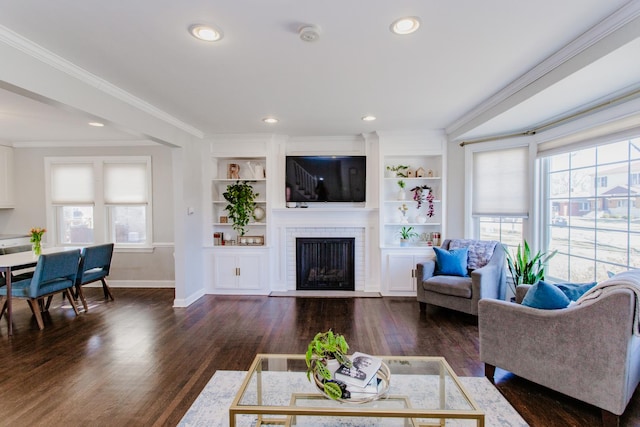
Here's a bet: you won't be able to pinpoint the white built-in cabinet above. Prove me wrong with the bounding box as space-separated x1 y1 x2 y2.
204 138 272 295
212 250 265 291
385 252 432 293
378 131 445 295
0 145 15 208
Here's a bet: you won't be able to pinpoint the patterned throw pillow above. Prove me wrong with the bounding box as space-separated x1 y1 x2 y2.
448 239 498 270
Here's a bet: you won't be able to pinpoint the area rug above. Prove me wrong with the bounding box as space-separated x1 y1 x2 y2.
179 370 528 426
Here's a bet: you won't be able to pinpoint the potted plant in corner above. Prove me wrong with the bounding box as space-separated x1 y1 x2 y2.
398 226 418 247
223 181 259 237
505 240 557 296
305 330 351 400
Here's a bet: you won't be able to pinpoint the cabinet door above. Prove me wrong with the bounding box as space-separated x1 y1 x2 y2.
387 254 432 293
236 253 263 290
213 253 241 289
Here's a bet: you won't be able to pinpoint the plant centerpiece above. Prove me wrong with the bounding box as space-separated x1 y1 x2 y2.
386 164 409 177
30 227 46 257
505 240 557 295
410 184 434 217
223 181 259 237
305 330 351 400
398 226 418 246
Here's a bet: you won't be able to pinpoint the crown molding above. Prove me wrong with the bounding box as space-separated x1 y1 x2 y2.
446 1 640 140
11 139 158 148
0 25 204 139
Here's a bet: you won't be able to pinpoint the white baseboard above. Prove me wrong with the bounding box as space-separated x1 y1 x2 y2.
174 289 205 307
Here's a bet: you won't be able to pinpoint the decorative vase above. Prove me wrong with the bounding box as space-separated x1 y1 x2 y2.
32 242 41 257
415 214 427 224
400 239 409 247
253 206 266 222
397 189 406 200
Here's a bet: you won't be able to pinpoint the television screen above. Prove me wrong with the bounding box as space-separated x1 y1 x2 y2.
285 156 366 203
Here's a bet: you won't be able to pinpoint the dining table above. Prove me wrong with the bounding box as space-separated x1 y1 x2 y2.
0 246 79 336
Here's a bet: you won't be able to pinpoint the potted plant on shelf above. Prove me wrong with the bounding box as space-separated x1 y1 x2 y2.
223 181 259 237
398 226 419 247
505 240 557 296
305 330 351 400
386 164 409 178
396 180 406 200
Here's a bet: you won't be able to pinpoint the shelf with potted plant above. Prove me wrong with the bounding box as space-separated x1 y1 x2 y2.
210 156 268 247
381 155 443 249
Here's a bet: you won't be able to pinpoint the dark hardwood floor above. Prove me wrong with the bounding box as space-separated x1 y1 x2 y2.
1 288 639 426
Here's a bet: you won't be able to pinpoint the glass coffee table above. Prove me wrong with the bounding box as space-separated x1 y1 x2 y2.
229 354 484 427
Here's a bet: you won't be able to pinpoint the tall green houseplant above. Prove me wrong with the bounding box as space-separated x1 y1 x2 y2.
505 240 557 295
223 181 259 237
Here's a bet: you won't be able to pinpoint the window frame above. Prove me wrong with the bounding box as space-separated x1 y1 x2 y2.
45 156 153 251
539 137 640 282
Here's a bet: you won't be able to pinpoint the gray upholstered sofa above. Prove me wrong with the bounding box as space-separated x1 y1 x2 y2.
416 239 506 315
479 270 640 427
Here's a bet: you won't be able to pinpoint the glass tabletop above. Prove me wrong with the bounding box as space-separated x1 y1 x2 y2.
230 354 484 427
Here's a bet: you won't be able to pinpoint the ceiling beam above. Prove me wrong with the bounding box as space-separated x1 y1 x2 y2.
0 25 203 148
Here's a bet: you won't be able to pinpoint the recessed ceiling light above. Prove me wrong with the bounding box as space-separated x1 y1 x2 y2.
189 24 223 42
88 121 104 127
262 117 279 124
361 115 376 122
390 17 421 35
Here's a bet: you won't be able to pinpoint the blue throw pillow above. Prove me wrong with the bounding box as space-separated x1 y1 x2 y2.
555 282 597 301
433 247 468 277
521 281 570 309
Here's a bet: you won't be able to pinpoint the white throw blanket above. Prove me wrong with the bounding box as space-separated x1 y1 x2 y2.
576 270 640 335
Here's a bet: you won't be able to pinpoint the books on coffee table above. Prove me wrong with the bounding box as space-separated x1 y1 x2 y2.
334 352 382 388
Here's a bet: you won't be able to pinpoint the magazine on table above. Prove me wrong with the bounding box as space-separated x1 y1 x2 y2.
334 352 382 388
347 377 382 399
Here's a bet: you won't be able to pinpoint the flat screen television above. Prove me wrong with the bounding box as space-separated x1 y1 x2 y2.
285 156 366 203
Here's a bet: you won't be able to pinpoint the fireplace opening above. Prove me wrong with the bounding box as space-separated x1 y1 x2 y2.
296 237 355 291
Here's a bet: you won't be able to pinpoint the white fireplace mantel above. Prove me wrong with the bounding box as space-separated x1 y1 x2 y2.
270 207 380 292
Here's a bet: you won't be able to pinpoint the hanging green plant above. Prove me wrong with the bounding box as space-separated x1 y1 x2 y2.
223 181 259 236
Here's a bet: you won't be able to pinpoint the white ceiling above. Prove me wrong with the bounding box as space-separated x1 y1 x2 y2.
0 0 638 144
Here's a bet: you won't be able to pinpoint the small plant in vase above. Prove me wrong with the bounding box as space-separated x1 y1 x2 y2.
386 164 409 177
397 203 409 223
305 330 352 400
30 227 46 256
396 180 406 200
398 226 418 247
411 185 435 217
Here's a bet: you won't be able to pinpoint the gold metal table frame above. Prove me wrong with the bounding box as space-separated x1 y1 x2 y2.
229 354 484 427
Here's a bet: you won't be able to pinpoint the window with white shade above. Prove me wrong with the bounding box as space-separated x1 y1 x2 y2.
46 157 152 247
467 144 528 250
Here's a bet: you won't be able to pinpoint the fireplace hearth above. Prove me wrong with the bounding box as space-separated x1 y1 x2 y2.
296 238 355 291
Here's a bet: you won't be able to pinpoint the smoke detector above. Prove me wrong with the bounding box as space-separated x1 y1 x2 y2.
299 25 321 42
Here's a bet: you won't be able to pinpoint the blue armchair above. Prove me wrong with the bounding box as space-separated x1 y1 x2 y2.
75 244 114 311
0 249 82 330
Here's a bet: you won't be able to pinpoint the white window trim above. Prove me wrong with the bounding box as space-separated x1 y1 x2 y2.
44 156 153 250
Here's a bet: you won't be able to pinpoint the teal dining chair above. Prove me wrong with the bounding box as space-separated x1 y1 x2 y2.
75 243 114 312
0 249 82 330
